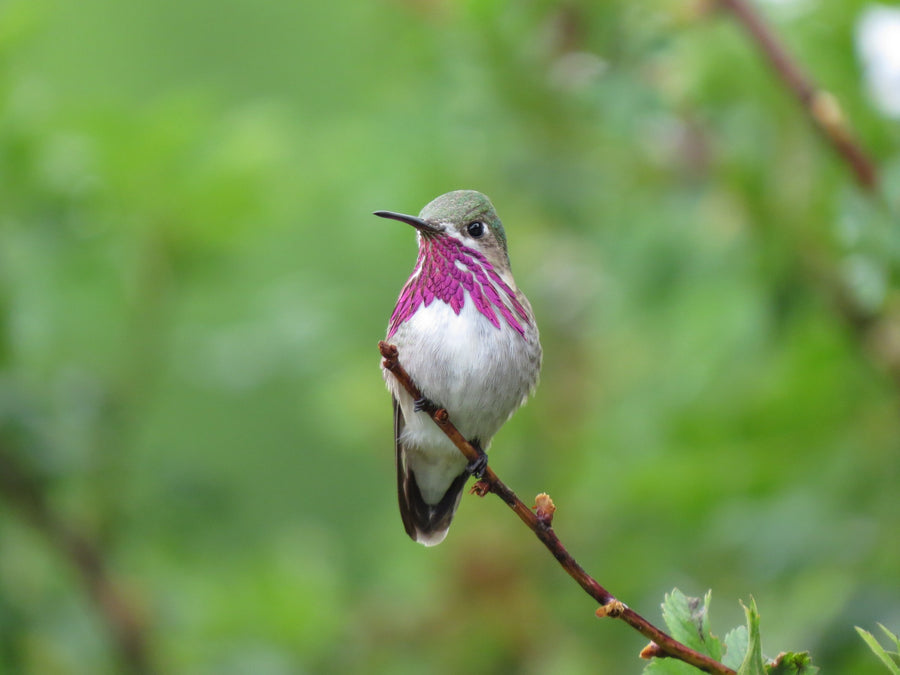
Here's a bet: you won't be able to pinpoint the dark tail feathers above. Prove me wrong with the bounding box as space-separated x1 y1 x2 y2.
397 463 468 547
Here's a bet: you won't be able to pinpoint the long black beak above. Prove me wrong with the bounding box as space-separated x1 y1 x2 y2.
373 210 442 234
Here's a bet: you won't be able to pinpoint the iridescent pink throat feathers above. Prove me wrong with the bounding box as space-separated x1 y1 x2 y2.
388 235 532 339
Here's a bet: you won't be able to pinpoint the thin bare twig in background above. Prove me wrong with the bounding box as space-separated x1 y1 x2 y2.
379 341 735 675
716 0 878 190
714 0 900 388
0 449 152 674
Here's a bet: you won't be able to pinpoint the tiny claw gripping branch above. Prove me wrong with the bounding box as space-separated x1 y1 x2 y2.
413 396 435 413
464 440 489 478
377 342 736 675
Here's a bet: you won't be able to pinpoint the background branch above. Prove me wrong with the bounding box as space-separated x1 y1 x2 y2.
714 0 900 393
716 0 879 190
379 341 736 675
0 449 152 674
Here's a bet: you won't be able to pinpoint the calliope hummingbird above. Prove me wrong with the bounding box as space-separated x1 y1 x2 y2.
375 190 542 546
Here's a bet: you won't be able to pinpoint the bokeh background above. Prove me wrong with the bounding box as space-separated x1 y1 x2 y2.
1 0 898 673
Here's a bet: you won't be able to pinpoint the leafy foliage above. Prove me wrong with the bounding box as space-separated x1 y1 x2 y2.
661 590 724 662
736 598 766 675
767 651 819 675
644 592 819 675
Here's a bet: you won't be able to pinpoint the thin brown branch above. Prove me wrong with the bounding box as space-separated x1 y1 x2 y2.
711 0 900 394
379 341 735 675
717 0 878 191
0 449 152 674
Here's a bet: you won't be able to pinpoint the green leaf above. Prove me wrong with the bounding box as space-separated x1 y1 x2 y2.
856 625 900 674
767 651 819 674
659 589 723 661
878 624 900 655
723 626 749 670
737 598 765 675
642 589 730 675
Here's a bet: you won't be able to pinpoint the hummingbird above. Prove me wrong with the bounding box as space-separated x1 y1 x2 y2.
375 190 542 546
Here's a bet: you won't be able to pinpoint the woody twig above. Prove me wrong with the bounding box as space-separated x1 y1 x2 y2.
379 340 735 675
0 449 151 674
716 0 878 191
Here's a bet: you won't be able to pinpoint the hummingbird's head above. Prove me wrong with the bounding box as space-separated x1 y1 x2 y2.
374 190 511 271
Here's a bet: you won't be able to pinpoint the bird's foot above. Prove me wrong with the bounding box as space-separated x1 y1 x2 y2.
465 439 488 478
413 396 437 413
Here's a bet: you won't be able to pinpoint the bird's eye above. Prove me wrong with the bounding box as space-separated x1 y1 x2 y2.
466 221 485 238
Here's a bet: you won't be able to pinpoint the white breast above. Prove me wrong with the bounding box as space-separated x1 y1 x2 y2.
385 293 540 461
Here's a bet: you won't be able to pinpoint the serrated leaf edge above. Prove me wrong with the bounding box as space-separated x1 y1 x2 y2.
856 626 900 675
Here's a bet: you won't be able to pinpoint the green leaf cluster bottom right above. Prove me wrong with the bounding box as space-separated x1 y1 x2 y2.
642 589 818 675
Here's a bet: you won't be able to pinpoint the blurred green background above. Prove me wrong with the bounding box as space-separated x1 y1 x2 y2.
1 0 898 673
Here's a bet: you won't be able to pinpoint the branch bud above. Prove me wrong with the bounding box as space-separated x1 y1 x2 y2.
640 642 667 660
595 599 625 618
533 492 556 525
